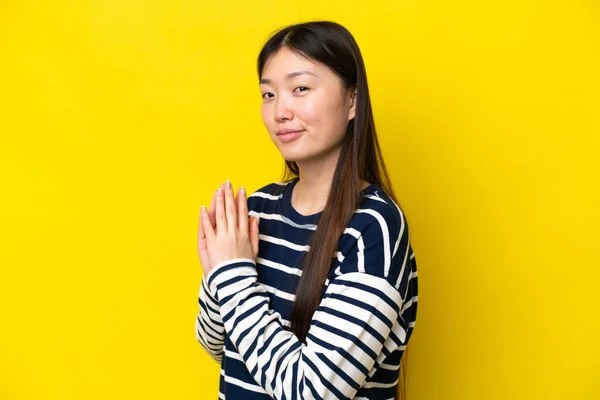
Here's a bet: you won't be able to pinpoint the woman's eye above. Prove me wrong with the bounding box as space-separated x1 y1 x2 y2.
293 86 309 93
262 92 274 99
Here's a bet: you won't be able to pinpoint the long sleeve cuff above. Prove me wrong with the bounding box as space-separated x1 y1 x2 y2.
196 274 227 363
206 258 258 300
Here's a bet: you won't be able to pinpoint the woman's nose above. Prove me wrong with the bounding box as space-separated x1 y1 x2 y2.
274 99 293 122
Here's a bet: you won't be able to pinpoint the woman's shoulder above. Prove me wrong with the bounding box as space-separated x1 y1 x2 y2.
248 180 292 202
246 179 295 215
337 186 413 287
354 184 408 236
248 179 294 199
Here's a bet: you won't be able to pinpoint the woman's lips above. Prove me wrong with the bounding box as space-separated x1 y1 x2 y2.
278 130 304 143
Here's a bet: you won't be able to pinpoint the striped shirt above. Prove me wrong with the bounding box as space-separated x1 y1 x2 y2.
196 178 418 399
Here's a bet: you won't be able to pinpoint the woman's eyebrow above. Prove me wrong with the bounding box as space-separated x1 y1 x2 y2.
260 70 318 84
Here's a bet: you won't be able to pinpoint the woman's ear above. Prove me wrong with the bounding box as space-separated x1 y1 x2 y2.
348 88 357 121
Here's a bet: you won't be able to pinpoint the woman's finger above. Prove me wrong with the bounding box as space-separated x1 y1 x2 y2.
238 186 249 233
197 212 211 274
219 182 228 230
208 188 217 229
224 180 238 233
200 205 214 240
249 216 259 257
215 186 227 233
198 206 205 239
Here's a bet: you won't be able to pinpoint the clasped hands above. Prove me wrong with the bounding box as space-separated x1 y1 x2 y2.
198 180 260 279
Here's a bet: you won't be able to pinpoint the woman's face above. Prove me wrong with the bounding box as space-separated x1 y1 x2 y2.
259 47 356 163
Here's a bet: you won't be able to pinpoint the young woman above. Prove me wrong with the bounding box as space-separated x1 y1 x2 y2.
196 21 418 400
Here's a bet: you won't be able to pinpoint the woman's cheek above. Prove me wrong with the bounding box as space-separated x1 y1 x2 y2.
260 106 275 134
298 96 323 124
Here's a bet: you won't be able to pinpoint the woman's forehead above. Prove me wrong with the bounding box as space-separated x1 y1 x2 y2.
261 51 338 84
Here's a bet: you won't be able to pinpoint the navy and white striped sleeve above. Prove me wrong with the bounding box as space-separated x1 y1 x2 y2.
195 189 266 363
195 275 225 363
205 205 411 399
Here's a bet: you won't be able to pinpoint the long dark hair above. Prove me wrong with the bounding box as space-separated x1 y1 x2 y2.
257 21 409 400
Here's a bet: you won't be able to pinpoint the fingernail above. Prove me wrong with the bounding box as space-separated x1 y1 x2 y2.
240 186 246 195
201 205 207 213
226 180 231 189
217 188 222 196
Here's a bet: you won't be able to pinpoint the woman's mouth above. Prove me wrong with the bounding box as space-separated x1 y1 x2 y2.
277 130 304 143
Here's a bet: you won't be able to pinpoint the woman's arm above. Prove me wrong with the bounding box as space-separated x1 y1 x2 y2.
195 275 225 363
195 184 263 363
205 209 415 399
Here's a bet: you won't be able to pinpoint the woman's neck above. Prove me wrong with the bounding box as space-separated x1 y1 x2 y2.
291 176 371 216
292 173 332 216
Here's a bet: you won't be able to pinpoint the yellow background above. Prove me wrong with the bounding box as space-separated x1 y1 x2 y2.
1 1 598 399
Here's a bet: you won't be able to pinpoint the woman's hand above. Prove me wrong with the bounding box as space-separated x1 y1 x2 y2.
198 181 260 279
197 186 219 276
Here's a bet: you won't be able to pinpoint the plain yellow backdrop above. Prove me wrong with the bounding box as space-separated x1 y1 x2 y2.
1 1 598 399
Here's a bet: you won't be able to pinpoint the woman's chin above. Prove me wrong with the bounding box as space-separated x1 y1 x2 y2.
281 147 331 164
279 145 306 161
279 149 307 163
